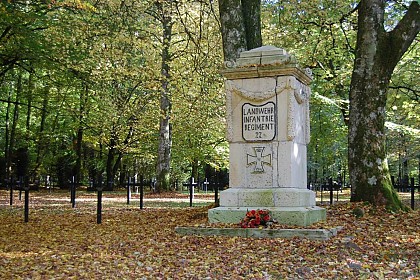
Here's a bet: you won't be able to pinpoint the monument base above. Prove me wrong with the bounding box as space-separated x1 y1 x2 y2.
220 188 317 207
208 206 326 227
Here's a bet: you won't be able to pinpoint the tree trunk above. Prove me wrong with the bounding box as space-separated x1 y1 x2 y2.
349 0 419 210
156 2 173 193
191 159 199 184
73 84 88 184
112 126 133 184
74 126 83 180
25 71 33 140
7 71 22 179
241 0 262 50
5 82 12 179
218 0 262 63
34 86 49 177
218 0 247 62
106 133 116 191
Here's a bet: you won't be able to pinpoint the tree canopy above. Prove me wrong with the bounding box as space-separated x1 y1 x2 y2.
0 0 418 199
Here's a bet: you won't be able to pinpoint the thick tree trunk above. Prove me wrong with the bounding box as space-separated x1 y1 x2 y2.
241 0 262 50
349 60 400 207
156 2 173 193
218 0 247 62
349 0 419 210
218 0 262 63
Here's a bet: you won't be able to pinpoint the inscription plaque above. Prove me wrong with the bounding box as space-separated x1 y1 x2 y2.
242 102 276 141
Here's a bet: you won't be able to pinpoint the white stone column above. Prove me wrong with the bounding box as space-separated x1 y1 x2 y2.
208 46 326 226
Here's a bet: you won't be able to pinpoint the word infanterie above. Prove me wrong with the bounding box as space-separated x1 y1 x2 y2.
242 102 276 141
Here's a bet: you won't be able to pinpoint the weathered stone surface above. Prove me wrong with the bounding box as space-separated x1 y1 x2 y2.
208 206 326 227
220 188 316 207
235 45 296 68
210 46 324 226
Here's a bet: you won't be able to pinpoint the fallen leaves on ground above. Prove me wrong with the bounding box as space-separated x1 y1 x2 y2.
0 190 419 279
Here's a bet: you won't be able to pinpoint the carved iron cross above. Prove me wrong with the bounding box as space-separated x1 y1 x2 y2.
247 147 272 173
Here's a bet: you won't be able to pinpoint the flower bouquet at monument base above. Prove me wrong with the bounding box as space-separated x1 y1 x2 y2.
239 209 276 228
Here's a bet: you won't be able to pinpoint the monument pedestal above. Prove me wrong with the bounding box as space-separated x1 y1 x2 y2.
209 206 325 227
208 46 326 226
220 188 317 207
209 188 326 226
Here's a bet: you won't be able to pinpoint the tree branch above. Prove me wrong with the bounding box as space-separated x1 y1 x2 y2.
389 85 420 102
0 26 12 42
0 99 45 111
0 59 17 78
339 2 359 23
387 1 420 68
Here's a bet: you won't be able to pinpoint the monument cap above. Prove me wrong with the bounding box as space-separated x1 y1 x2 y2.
236 45 297 67
222 45 311 83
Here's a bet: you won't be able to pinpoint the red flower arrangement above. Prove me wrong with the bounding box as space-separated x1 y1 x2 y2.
239 209 272 228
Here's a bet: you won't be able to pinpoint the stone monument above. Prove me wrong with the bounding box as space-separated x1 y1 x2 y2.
208 46 326 226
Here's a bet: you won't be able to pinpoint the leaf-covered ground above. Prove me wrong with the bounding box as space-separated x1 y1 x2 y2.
0 190 419 279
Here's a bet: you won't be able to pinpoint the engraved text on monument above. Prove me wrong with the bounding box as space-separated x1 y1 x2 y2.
242 102 276 141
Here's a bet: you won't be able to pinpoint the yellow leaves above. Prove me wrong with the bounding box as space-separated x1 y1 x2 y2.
1 191 420 278
57 0 97 12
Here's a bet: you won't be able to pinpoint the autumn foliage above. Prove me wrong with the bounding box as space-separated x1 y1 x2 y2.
0 190 419 279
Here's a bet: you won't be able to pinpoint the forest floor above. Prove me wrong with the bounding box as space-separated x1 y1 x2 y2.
0 189 419 279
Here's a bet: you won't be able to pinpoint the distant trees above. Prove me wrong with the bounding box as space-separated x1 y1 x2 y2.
0 0 226 189
1 0 418 201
